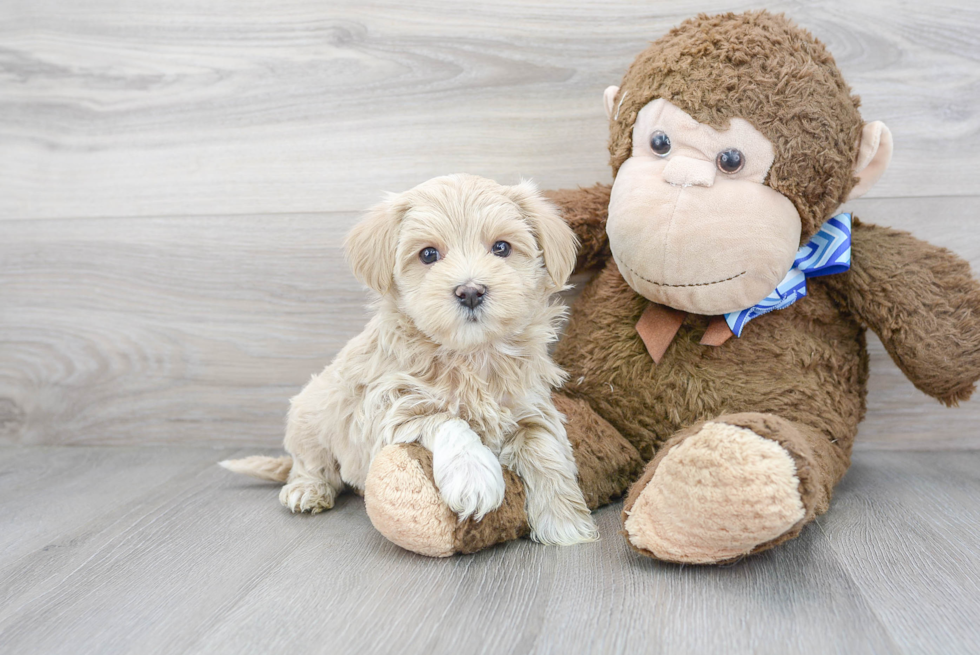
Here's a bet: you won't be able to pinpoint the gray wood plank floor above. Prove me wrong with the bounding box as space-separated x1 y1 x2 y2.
0 446 977 655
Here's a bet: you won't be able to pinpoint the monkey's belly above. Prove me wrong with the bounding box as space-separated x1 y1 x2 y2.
553 264 868 462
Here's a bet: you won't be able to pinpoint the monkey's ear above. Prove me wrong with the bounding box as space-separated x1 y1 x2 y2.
507 180 579 290
847 121 893 200
603 85 621 120
344 194 409 295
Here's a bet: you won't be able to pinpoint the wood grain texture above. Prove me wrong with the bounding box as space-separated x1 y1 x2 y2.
0 0 979 221
823 452 980 652
0 213 366 446
3 197 978 447
0 447 222 566
2 447 978 654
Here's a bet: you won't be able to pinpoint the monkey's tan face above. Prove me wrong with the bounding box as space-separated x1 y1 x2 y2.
608 99 802 315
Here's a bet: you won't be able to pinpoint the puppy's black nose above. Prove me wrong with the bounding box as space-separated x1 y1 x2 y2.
455 284 486 309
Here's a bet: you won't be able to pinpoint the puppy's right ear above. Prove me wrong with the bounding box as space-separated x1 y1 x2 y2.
506 180 579 290
344 194 409 295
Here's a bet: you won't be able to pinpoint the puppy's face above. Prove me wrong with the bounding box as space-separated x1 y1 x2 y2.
395 190 545 350
345 175 577 351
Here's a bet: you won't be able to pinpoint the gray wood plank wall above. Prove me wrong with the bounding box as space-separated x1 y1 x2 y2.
2 0 979 447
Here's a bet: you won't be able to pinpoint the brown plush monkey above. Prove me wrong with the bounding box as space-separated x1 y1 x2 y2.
364 11 980 563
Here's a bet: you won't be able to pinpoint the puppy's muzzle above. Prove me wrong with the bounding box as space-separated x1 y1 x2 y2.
455 284 487 310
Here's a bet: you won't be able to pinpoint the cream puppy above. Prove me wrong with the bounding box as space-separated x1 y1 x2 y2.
221 174 597 547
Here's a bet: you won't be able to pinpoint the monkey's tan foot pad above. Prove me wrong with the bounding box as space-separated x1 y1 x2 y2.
364 443 530 557
622 422 805 564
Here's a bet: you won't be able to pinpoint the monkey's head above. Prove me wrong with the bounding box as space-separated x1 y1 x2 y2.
603 11 892 315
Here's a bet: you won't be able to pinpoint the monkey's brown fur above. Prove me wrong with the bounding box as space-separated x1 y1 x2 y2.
367 11 980 562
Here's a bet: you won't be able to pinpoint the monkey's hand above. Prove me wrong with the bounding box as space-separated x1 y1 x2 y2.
824 218 980 405
543 184 612 274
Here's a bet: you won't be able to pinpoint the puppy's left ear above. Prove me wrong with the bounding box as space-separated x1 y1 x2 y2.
345 193 410 295
506 180 579 290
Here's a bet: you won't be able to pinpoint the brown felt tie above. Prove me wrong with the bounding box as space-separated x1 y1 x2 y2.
700 315 735 346
636 305 735 363
635 304 687 364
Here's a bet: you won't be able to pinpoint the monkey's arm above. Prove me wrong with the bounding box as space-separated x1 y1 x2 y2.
823 218 980 406
543 184 612 274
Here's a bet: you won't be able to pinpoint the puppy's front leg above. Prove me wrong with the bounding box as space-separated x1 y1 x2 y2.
501 416 598 546
420 419 506 521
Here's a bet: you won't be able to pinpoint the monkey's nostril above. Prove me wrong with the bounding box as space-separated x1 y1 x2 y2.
455 284 486 310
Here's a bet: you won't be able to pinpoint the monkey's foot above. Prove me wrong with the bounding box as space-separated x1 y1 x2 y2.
622 419 807 564
364 443 529 557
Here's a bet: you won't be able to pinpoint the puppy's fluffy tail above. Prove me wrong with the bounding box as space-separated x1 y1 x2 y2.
219 455 293 483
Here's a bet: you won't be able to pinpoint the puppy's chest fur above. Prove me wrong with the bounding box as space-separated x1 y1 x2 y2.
323 312 561 488
377 310 561 449
422 353 531 452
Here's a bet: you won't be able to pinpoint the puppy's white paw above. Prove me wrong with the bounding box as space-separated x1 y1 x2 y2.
529 502 599 546
279 479 335 514
431 420 506 521
435 450 506 521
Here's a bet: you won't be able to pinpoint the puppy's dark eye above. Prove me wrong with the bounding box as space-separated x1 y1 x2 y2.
491 241 511 257
419 247 440 264
716 148 745 174
650 130 671 156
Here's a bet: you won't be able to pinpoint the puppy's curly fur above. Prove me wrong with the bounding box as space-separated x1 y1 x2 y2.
222 174 598 547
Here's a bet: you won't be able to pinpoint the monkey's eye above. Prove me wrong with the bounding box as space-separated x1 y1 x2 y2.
650 131 671 157
716 148 745 174
419 247 441 264
491 241 511 257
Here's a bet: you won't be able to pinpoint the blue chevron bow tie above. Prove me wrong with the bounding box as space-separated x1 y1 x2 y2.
724 213 852 337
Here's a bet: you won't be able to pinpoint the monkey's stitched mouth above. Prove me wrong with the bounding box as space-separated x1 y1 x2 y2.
625 264 747 288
